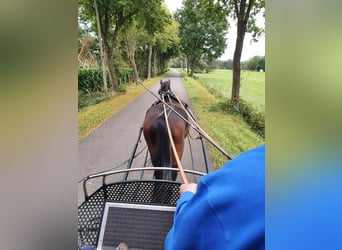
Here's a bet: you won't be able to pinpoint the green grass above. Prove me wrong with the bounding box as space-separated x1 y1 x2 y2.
195 69 265 112
181 70 264 168
78 75 166 140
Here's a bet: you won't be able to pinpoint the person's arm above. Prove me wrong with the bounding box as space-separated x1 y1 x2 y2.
165 183 197 250
174 183 197 215
180 183 197 194
165 145 265 249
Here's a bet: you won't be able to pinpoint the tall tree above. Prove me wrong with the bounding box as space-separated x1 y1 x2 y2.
79 0 164 90
93 0 108 94
222 0 265 105
121 20 143 83
153 19 180 75
175 0 228 77
143 4 172 79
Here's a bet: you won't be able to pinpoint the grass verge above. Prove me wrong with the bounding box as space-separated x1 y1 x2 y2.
181 70 264 168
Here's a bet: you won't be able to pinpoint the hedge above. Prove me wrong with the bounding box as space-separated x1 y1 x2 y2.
78 68 103 92
78 68 134 92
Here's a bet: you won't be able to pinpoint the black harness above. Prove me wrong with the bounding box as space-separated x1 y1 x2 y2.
151 90 189 110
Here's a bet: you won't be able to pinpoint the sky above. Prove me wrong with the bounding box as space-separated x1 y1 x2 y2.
164 0 265 61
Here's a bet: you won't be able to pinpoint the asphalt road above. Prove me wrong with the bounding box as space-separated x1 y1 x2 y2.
78 70 213 204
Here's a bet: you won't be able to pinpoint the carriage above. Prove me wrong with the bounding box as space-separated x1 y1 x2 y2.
78 80 232 249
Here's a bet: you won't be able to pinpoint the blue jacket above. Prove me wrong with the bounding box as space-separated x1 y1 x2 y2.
165 145 265 249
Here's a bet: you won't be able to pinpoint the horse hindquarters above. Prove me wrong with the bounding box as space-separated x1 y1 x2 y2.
148 117 176 181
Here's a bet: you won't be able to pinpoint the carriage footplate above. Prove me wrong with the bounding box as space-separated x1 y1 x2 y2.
97 202 175 250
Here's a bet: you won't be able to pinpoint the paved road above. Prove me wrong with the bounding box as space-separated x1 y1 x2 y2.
78 70 213 204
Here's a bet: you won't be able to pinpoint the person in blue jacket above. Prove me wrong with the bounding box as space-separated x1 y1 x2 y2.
165 145 265 250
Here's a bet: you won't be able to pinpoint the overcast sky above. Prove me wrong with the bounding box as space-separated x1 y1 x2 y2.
164 0 265 61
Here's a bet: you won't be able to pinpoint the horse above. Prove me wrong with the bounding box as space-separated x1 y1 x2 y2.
143 79 190 182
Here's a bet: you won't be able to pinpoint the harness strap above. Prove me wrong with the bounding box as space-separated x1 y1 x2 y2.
162 94 189 184
138 81 233 160
157 94 173 118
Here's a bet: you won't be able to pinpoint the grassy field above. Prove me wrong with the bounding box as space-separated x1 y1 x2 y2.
181 69 264 167
195 69 265 112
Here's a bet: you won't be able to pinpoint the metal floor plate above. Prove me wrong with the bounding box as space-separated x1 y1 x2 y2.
98 202 175 250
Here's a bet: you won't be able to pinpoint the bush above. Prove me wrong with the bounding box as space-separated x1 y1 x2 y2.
78 67 133 109
117 68 134 84
78 68 104 92
78 91 111 110
116 84 127 93
214 98 265 138
78 67 135 91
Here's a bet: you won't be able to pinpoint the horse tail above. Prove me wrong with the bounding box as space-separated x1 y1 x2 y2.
152 117 173 180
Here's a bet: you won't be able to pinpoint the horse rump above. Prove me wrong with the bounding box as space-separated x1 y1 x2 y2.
144 116 177 181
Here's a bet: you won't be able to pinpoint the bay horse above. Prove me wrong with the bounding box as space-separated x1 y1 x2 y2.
143 79 190 181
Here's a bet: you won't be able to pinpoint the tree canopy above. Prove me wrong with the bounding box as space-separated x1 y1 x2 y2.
78 0 176 90
175 0 228 77
243 55 265 71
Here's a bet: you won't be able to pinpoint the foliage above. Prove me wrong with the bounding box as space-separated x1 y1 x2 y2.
215 59 233 69
193 56 218 73
78 0 172 90
169 57 185 68
116 68 134 84
78 90 111 110
243 55 265 71
78 68 103 92
214 98 265 138
78 35 99 68
175 0 228 77
78 67 134 92
78 0 178 90
223 0 265 42
154 18 180 70
78 15 100 68
116 84 127 93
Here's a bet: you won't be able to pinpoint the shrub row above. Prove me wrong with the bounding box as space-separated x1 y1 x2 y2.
78 91 111 110
78 68 134 109
78 68 104 92
214 98 265 138
78 68 134 92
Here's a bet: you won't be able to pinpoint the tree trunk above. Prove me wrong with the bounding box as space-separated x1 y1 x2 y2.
231 0 254 106
130 50 139 83
153 49 157 77
147 43 152 80
93 0 108 94
231 24 244 105
105 49 117 90
190 57 195 77
231 18 247 105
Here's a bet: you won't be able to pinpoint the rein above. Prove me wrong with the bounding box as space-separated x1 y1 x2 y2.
172 91 233 160
139 81 233 160
161 94 189 184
